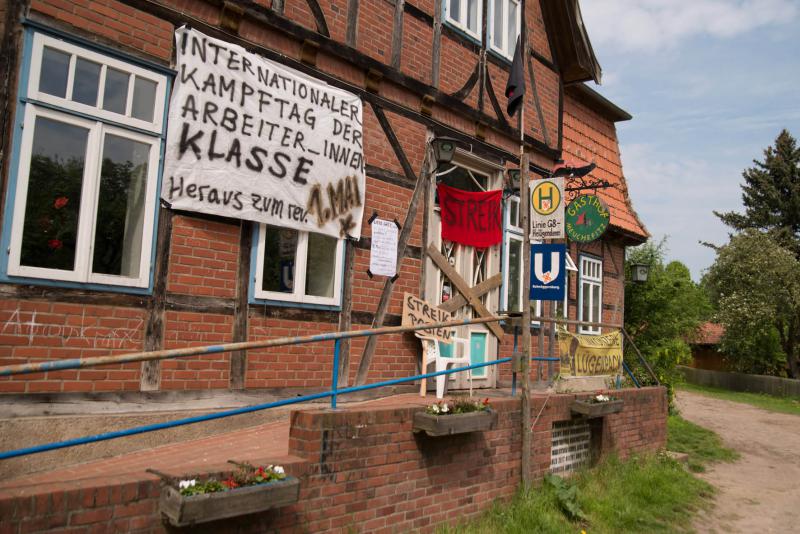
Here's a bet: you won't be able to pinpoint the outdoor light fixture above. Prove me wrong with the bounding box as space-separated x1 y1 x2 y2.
431 137 458 164
508 169 521 190
631 262 649 283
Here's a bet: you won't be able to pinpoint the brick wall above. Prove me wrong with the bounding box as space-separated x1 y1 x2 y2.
166 216 239 299
29 0 173 61
0 0 639 397
0 301 145 393
0 387 667 533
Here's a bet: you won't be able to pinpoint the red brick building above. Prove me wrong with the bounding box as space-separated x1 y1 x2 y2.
0 0 648 397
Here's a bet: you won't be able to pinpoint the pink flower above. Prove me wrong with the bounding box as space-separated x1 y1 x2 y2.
53 197 69 209
47 239 63 250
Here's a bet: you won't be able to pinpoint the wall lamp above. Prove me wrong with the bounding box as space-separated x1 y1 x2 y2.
431 137 459 165
630 262 650 283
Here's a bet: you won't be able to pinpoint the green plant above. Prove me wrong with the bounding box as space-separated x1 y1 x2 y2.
544 474 585 520
438 454 713 534
177 463 287 496
624 240 711 409
425 397 490 415
666 415 739 472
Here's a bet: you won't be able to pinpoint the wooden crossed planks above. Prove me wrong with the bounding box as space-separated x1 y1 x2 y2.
427 244 504 341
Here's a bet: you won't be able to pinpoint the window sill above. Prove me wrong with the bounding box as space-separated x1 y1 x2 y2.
0 274 153 295
487 47 513 68
441 21 483 52
248 297 342 312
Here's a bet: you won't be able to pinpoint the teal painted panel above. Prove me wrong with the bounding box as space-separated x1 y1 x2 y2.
470 332 487 378
438 340 454 358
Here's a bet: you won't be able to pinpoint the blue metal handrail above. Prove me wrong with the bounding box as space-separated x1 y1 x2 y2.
0 357 511 460
0 311 636 461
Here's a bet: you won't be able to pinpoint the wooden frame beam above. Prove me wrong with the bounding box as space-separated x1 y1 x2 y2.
426 245 504 341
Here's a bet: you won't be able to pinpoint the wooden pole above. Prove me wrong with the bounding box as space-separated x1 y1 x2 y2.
519 4 533 489
354 105 433 386
0 315 509 377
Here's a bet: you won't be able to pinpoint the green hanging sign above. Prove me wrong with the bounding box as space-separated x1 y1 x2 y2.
565 194 610 243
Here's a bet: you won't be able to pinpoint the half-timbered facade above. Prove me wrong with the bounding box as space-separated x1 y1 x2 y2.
0 0 647 397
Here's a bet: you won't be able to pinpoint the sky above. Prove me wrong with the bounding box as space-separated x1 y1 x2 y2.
580 0 800 280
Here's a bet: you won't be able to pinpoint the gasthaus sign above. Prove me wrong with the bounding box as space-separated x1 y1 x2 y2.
163 27 366 239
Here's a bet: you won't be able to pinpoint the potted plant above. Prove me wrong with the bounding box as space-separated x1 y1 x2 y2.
413 398 497 436
159 463 300 527
570 393 624 418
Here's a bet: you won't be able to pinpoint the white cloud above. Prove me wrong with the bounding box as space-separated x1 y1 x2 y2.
581 0 799 52
620 142 744 279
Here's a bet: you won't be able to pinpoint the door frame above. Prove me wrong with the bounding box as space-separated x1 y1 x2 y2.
423 149 505 390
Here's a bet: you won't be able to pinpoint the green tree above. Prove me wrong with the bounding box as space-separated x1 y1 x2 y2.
624 240 711 404
714 129 800 256
703 230 800 378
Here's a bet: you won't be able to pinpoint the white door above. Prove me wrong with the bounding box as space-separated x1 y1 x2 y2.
424 155 502 390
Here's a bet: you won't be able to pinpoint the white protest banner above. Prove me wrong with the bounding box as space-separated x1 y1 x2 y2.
369 218 398 277
530 177 564 240
162 27 366 239
402 293 453 344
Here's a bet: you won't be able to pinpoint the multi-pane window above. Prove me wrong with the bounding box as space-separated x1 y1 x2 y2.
502 195 540 321
553 253 578 319
5 32 167 288
489 0 520 59
443 0 521 60
578 255 602 334
445 0 482 39
254 225 343 306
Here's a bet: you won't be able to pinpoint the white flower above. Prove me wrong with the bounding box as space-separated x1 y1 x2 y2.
274 465 285 475
441 403 449 413
595 394 610 402
431 405 440 414
178 479 196 489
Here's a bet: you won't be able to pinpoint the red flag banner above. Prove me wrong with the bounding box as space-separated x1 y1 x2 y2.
438 183 502 248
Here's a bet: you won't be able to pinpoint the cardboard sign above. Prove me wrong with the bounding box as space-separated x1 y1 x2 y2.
437 184 502 248
530 177 565 239
162 27 366 239
402 293 453 343
529 243 566 301
558 328 623 376
369 218 398 277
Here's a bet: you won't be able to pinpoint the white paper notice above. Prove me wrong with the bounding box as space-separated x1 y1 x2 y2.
162 27 366 239
369 218 399 277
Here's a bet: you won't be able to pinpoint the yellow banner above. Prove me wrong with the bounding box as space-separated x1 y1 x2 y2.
558 328 623 376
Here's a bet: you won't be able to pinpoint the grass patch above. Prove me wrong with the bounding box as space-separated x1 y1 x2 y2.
667 415 739 472
440 454 712 534
679 383 800 416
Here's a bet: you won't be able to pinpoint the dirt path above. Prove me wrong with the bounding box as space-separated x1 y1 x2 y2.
675 390 800 533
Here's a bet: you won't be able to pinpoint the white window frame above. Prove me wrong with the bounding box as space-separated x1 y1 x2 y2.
554 253 578 319
444 0 483 40
502 194 540 322
6 33 166 289
28 33 166 134
578 255 603 334
253 224 344 307
488 0 521 60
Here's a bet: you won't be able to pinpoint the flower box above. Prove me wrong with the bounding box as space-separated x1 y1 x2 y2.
570 399 624 418
159 476 300 527
413 409 497 436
